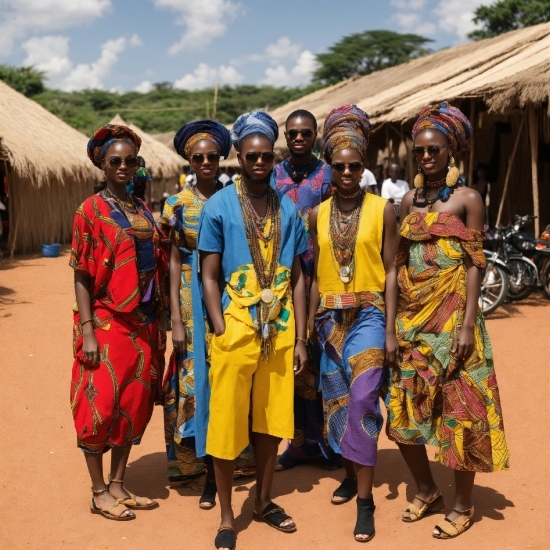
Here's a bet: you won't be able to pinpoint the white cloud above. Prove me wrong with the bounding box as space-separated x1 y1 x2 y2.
432 0 494 39
135 80 154 93
0 0 111 55
261 50 319 87
393 13 436 36
391 0 427 9
154 0 242 54
233 36 302 65
22 34 141 91
173 63 244 90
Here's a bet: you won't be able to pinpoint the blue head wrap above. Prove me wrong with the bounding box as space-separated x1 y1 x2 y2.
173 120 232 160
230 111 279 150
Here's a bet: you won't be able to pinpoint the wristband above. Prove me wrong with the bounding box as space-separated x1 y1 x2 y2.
81 319 93 327
295 336 307 344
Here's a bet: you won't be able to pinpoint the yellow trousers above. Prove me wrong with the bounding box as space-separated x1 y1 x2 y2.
206 309 295 460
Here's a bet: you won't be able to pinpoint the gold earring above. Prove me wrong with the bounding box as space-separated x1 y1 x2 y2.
446 156 459 187
413 166 424 189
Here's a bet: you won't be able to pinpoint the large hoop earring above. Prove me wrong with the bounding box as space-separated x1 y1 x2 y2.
413 166 425 189
446 156 459 187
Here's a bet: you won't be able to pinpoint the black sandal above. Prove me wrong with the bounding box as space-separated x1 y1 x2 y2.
200 480 217 510
253 502 297 533
331 477 358 505
354 496 376 543
215 524 236 550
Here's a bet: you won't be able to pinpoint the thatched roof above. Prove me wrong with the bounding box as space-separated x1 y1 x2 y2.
110 114 183 179
0 79 97 186
269 22 550 148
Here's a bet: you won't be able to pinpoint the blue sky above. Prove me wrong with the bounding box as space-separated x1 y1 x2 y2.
0 0 492 92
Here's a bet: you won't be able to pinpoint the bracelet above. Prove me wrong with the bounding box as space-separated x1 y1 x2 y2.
80 319 93 327
295 336 307 344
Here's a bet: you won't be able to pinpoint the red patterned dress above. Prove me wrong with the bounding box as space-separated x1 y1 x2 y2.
70 190 167 453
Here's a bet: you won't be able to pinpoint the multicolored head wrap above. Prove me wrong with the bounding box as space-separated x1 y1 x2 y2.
321 104 372 162
412 101 472 152
87 124 141 168
173 120 232 160
230 111 279 150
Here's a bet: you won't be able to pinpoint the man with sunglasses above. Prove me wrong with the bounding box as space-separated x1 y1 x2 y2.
271 110 339 472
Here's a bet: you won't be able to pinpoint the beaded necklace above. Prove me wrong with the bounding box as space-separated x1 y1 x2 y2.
329 191 365 283
412 181 458 211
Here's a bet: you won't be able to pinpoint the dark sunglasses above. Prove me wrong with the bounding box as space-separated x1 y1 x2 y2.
107 155 139 168
411 144 448 158
285 129 314 140
244 151 275 163
191 152 220 164
331 161 363 173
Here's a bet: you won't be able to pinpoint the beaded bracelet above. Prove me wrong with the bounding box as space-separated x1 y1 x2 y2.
295 336 307 344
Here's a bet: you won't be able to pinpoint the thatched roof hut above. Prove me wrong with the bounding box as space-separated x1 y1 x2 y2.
271 22 550 232
0 79 98 254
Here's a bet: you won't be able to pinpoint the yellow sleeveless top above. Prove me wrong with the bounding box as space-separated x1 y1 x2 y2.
317 193 387 305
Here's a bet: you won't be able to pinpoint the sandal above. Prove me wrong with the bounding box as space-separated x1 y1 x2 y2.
354 496 376 543
402 490 444 522
253 502 297 533
214 524 236 550
331 477 358 505
108 475 159 510
199 480 217 510
90 487 135 521
433 507 474 539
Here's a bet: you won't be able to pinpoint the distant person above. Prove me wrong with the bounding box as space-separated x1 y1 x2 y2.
359 167 379 195
381 163 409 220
130 156 152 207
374 163 385 193
179 165 190 191
218 168 231 186
473 162 490 204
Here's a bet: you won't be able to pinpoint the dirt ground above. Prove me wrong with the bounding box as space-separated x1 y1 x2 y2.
0 249 548 550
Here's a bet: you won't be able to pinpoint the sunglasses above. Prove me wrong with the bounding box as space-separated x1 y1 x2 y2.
411 144 449 158
331 161 363 173
285 129 314 140
107 156 139 168
244 151 275 163
191 152 220 164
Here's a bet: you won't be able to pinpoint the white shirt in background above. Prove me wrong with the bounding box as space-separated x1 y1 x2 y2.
359 168 377 190
218 173 230 186
381 178 409 205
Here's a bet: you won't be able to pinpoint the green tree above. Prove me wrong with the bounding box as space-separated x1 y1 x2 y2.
0 64 45 97
469 0 550 40
313 30 432 85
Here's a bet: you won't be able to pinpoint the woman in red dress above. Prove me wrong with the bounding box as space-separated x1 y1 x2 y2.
70 124 167 520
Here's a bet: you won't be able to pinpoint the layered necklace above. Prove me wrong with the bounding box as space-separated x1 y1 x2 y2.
102 187 138 213
236 178 282 358
412 177 455 211
329 189 365 283
286 156 320 182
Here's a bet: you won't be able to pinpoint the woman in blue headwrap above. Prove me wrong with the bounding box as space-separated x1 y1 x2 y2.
197 111 308 550
158 120 246 509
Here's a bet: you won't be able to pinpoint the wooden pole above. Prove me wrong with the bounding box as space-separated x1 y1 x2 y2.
205 100 210 119
496 110 526 226
212 82 219 120
467 98 475 187
528 104 540 236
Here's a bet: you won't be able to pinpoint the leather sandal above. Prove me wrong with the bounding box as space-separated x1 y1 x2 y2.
331 477 358 505
433 507 474 539
253 502 297 533
90 486 135 521
402 491 444 522
214 524 236 550
108 475 159 510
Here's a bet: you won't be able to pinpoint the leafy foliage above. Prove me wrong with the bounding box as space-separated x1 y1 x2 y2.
0 64 45 97
313 30 433 85
469 0 550 40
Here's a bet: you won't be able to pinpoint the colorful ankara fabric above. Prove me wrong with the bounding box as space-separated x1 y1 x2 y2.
87 124 141 168
70 191 167 453
173 120 232 160
271 158 337 469
412 101 472 153
385 212 509 472
230 110 279 149
195 181 307 458
321 104 372 162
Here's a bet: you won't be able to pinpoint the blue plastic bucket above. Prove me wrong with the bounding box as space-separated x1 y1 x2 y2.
42 243 61 257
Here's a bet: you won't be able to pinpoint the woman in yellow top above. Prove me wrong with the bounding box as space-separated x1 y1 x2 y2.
384 102 509 539
309 105 398 543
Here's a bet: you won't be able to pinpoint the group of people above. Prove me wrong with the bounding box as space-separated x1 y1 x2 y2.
69 101 509 550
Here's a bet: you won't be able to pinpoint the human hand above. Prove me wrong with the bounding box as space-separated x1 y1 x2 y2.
82 330 100 364
171 319 187 354
451 326 475 361
294 340 308 375
385 331 399 367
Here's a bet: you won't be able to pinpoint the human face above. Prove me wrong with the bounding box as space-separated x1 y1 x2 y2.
189 140 220 182
101 141 137 187
285 116 316 157
238 135 274 184
388 163 401 182
331 149 363 195
413 129 452 180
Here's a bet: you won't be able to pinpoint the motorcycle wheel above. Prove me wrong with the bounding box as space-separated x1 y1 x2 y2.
540 258 550 300
507 257 537 301
479 262 509 315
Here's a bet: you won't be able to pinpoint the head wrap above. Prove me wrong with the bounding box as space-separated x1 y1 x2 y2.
173 120 232 160
412 101 472 152
321 104 372 161
87 124 141 168
230 111 279 150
